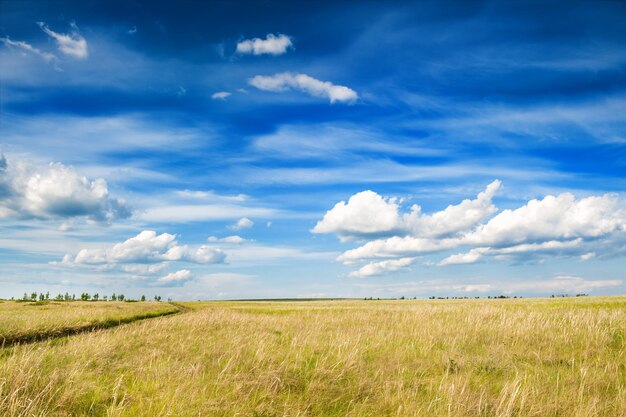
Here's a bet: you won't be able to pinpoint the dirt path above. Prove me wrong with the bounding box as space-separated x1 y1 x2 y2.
1 303 188 348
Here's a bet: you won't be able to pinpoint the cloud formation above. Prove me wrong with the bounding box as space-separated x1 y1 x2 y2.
0 36 57 63
0 155 130 223
349 257 415 278
231 217 254 230
158 269 192 284
249 72 358 103
63 230 226 266
208 235 249 244
211 91 231 100
37 22 88 59
315 181 626 276
314 180 501 241
236 33 293 55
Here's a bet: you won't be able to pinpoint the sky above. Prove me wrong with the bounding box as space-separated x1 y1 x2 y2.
1 0 626 300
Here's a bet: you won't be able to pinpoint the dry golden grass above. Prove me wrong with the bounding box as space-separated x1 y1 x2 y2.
0 301 179 345
0 297 624 416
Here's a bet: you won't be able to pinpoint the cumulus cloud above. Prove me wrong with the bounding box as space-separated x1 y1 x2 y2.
314 180 501 241
313 191 402 241
249 72 358 104
404 180 501 238
0 155 130 223
158 269 192 284
236 33 293 55
63 230 226 266
465 193 624 247
316 180 626 276
212 91 231 100
38 22 88 59
349 257 415 278
231 217 254 230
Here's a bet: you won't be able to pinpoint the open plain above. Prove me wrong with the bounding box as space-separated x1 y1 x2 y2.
1 297 624 416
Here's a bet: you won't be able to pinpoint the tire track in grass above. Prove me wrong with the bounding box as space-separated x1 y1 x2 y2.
0 303 188 348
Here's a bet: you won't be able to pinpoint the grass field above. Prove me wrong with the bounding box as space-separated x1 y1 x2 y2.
0 301 179 346
0 297 624 416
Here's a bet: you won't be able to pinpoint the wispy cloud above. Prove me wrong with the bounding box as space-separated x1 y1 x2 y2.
37 22 88 59
211 91 232 100
207 235 249 244
349 257 415 278
0 36 57 64
249 72 358 103
236 33 293 55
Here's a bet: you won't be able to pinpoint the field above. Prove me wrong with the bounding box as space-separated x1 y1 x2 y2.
0 301 179 346
0 297 624 416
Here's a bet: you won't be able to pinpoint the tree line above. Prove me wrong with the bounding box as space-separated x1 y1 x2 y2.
16 292 164 302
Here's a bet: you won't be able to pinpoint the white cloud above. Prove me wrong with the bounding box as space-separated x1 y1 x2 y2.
212 91 231 100
580 252 596 262
236 33 293 55
317 181 626 276
136 205 277 223
438 240 582 266
349 257 415 278
314 180 501 242
231 217 254 230
338 236 455 263
62 230 226 266
38 22 88 59
121 263 169 276
1 36 57 63
208 235 248 244
158 269 192 284
249 72 358 104
0 155 130 222
404 180 501 238
437 248 486 266
465 192 624 247
175 190 248 202
313 190 401 241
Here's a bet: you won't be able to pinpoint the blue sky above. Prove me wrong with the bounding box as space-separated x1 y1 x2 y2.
1 0 626 299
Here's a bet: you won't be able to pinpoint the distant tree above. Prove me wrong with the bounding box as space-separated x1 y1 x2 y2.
39 293 45 301
30 292 37 301
103 295 108 301
93 293 99 301
167 297 172 302
154 295 161 302
45 291 50 300
119 294 125 302
23 292 28 301
111 293 117 301
72 293 76 301
55 293 63 301
141 295 146 302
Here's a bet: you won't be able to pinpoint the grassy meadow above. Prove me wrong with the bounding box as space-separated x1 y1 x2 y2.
0 301 179 346
0 297 624 416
